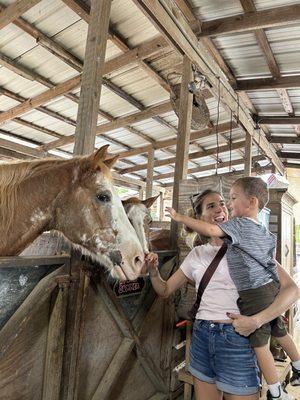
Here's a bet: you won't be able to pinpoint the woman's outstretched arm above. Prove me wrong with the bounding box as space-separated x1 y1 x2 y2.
145 253 188 298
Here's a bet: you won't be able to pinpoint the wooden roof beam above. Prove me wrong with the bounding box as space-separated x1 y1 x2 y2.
277 152 300 160
259 116 300 125
0 0 42 30
236 76 300 91
268 137 300 144
197 4 300 37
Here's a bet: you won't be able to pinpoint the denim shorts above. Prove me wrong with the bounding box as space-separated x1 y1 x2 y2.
189 320 260 395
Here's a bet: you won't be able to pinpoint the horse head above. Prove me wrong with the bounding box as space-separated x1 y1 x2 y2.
122 195 159 253
54 145 145 281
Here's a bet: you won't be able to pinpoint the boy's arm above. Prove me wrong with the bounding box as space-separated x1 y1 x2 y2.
166 207 225 237
228 261 300 336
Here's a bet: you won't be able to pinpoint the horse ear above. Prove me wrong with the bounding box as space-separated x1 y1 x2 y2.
142 194 160 209
104 154 119 169
91 145 110 168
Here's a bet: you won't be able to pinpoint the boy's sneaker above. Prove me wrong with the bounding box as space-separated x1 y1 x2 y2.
266 385 294 400
290 365 300 386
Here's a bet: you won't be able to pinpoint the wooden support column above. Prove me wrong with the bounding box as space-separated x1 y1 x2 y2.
146 147 154 198
74 0 112 155
170 56 193 247
159 192 164 221
244 132 253 176
42 278 70 400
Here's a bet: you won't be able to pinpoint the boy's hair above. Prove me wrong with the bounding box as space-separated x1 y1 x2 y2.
233 177 268 210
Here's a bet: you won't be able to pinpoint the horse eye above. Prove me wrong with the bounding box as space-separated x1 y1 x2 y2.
96 192 111 203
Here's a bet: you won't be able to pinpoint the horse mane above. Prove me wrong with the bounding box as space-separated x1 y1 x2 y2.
0 157 81 234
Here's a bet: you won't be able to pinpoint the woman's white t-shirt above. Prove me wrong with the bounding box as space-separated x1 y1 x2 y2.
180 243 240 320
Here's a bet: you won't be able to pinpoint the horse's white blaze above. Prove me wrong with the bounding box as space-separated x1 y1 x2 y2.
126 204 149 253
110 187 144 280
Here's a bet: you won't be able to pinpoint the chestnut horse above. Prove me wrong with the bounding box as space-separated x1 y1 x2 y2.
0 145 144 281
122 195 171 252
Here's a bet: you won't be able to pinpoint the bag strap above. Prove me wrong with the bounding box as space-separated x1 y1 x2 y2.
188 243 227 321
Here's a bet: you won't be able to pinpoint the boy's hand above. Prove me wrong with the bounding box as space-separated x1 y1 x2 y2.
165 207 182 222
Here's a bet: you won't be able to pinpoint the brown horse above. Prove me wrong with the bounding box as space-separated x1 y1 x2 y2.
0 145 144 281
122 195 172 252
123 196 199 251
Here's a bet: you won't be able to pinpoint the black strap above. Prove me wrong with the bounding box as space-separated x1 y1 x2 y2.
188 243 227 321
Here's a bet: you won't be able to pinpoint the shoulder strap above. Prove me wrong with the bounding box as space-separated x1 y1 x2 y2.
188 243 227 321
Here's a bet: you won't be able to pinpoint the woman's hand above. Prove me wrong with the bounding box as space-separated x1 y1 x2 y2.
165 207 182 222
142 252 159 277
227 312 261 336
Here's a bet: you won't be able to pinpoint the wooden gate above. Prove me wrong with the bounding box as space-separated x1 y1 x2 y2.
0 235 178 400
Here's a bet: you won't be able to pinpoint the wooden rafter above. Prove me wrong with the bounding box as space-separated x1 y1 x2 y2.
236 76 300 91
277 152 300 160
259 117 300 125
0 0 42 30
269 137 300 144
197 5 300 37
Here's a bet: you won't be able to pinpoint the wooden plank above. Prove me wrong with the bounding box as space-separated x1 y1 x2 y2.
135 0 284 174
0 0 42 30
259 116 300 125
74 0 112 155
277 152 300 159
236 76 300 91
268 137 300 144
198 5 300 37
244 132 253 176
91 338 135 400
170 55 193 246
0 137 46 158
0 255 69 268
146 147 155 198
42 281 69 400
121 141 245 174
0 267 65 359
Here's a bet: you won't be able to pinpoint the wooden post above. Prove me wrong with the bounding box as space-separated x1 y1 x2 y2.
244 132 253 176
146 147 154 198
139 188 144 200
170 56 193 247
159 192 164 221
74 0 112 155
42 279 70 400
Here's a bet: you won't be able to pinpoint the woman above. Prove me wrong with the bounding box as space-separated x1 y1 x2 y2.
145 190 299 400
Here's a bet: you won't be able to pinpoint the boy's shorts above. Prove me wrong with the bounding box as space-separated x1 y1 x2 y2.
237 281 287 347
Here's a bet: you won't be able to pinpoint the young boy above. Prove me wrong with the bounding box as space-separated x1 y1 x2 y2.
166 177 300 400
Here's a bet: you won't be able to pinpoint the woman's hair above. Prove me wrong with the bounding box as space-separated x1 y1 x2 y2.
184 189 221 246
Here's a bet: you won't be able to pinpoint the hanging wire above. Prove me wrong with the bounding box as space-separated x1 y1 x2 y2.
229 109 233 172
215 78 221 175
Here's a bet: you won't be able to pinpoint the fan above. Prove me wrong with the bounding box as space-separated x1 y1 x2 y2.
170 72 210 129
